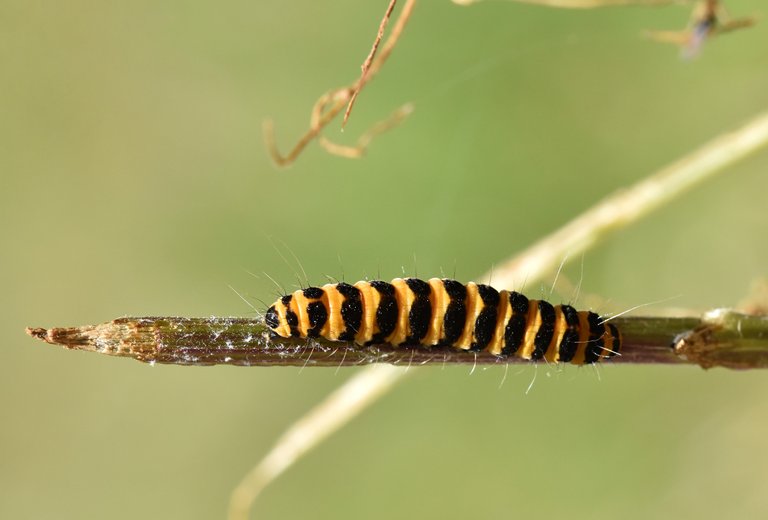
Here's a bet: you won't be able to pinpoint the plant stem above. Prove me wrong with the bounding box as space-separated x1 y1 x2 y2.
26 311 768 369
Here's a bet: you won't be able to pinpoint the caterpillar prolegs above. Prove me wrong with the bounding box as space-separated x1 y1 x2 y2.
265 278 621 365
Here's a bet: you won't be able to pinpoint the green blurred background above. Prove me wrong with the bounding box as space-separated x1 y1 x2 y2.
4 1 768 518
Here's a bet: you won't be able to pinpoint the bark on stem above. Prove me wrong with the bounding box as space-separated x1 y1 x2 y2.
26 311 768 369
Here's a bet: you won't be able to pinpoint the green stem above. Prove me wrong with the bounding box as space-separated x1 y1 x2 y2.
26 311 768 369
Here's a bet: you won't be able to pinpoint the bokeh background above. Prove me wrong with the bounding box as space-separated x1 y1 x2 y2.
4 1 768 519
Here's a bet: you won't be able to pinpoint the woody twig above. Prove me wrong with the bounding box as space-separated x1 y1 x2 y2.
265 0 416 167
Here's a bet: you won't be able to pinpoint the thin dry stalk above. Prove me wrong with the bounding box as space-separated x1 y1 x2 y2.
29 313 768 368
319 103 414 159
265 0 416 167
482 110 768 290
263 90 349 167
343 0 399 128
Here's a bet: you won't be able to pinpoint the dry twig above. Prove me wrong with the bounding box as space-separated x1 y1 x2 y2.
482 110 768 290
343 0 399 128
27 313 768 369
265 0 416 166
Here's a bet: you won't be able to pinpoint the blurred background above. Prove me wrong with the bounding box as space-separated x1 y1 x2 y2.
3 1 768 518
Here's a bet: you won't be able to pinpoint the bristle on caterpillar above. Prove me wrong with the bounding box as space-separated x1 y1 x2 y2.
264 278 621 365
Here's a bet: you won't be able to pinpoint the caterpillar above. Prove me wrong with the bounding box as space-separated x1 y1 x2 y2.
265 278 620 365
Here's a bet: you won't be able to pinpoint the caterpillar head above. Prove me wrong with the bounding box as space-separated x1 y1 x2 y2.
264 295 293 337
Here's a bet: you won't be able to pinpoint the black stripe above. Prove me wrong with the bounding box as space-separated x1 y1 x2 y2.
470 285 499 351
281 294 292 305
509 291 529 314
405 278 432 344
557 305 580 362
559 330 580 362
502 292 530 356
306 301 328 337
285 308 300 336
561 305 580 327
303 287 324 299
336 283 362 341
441 279 467 345
584 312 604 364
531 300 555 360
502 316 526 356
265 305 279 330
477 284 500 307
370 281 397 343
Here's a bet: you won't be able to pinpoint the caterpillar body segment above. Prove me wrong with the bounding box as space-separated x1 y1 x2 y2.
264 278 621 365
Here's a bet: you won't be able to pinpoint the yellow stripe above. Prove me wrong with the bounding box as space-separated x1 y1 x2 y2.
571 311 592 365
354 281 376 344
487 290 510 356
288 294 303 338
293 290 310 338
519 300 540 360
273 300 290 338
545 305 567 363
454 282 479 349
324 283 346 341
387 278 411 346
316 290 332 339
423 278 447 346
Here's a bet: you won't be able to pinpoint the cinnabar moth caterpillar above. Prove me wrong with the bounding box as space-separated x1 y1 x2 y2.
265 278 620 365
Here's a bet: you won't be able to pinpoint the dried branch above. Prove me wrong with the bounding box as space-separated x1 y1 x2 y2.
343 0 399 127
318 103 414 159
265 0 416 167
264 89 349 167
26 312 768 370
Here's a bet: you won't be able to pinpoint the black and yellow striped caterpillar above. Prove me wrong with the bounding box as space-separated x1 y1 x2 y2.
265 278 621 365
